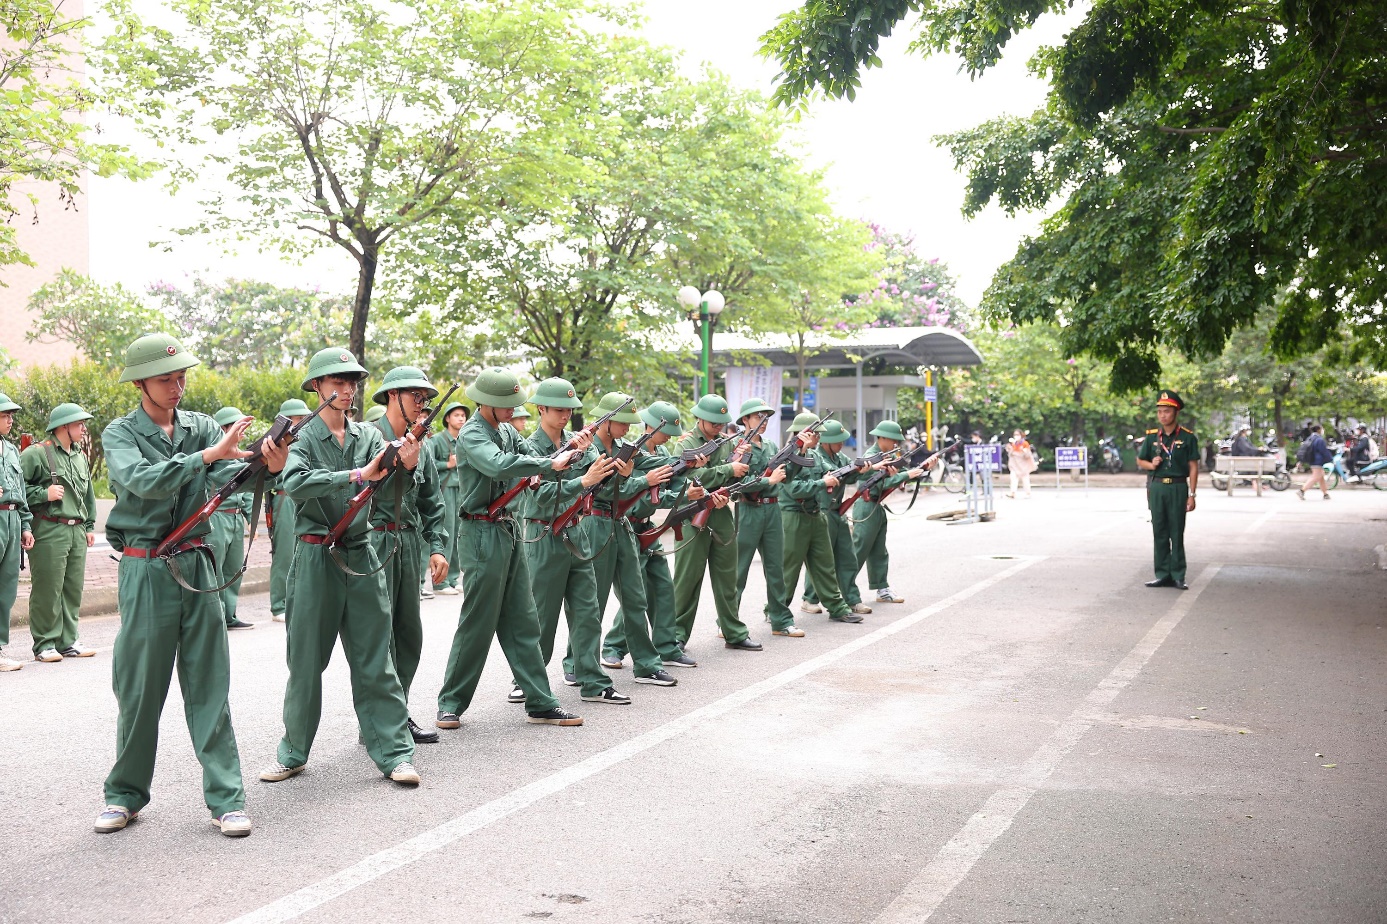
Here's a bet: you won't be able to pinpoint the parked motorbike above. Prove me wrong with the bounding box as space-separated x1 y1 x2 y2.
1097 436 1123 474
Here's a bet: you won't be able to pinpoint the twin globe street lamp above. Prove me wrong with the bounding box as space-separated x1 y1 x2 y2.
678 285 725 398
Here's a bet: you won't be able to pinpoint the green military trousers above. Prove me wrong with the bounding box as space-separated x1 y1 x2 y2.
105 550 243 816
524 525 610 698
209 510 245 626
672 508 749 645
1148 480 1189 583
804 511 862 607
437 519 561 715
269 492 296 617
441 485 463 589
850 500 892 590
0 509 23 648
734 501 793 628
782 510 851 620
604 522 683 663
27 518 87 654
568 516 662 678
371 526 426 699
277 539 414 775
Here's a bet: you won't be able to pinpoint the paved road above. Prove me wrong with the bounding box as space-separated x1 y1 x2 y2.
2 485 1385 924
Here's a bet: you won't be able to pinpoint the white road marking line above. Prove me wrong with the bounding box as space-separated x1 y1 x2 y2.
1242 508 1277 535
873 563 1221 924
226 556 1045 924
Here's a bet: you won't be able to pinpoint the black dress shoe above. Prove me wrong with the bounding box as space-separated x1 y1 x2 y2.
409 718 439 744
1144 578 1175 588
725 638 763 651
226 618 255 629
1174 580 1189 590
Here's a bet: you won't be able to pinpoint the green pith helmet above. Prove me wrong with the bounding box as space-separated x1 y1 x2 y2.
737 397 775 421
466 368 527 408
119 333 200 383
277 398 311 417
364 405 386 422
819 420 851 444
511 404 531 420
870 419 905 441
788 411 821 433
691 393 733 425
530 377 584 409
591 392 642 424
372 366 438 405
301 347 368 392
441 401 468 421
0 393 19 413
46 403 94 432
213 406 246 428
640 401 683 436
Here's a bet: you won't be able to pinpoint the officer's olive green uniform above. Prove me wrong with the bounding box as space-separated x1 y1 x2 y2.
436 411 562 716
670 426 751 646
21 436 95 654
733 436 793 628
850 440 912 592
780 440 852 621
268 477 296 618
429 424 465 590
370 413 446 699
102 404 247 817
208 492 250 627
1137 424 1199 584
0 416 33 652
276 412 414 774
803 445 863 607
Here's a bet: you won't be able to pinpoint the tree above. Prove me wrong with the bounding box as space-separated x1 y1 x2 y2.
25 268 171 363
853 225 969 331
761 0 1387 387
100 0 613 363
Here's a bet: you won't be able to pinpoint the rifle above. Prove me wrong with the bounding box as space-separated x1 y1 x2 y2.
549 426 659 533
760 415 828 477
839 440 960 515
825 447 904 482
154 393 337 592
666 429 740 479
549 396 634 458
635 475 758 552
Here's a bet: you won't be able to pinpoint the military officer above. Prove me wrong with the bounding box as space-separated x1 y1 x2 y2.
429 400 469 595
21 402 98 660
97 333 287 837
670 394 761 651
849 420 926 605
267 398 311 622
1136 389 1199 589
209 407 255 630
800 419 872 615
258 347 421 788
435 368 585 728
370 366 450 743
0 392 35 673
730 398 792 630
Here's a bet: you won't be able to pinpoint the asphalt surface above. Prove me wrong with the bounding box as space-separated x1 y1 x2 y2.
2 483 1385 924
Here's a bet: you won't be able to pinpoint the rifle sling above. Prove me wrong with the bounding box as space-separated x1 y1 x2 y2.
164 469 267 595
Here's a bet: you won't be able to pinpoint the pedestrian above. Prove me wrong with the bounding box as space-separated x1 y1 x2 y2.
848 420 926 605
434 367 586 729
0 392 35 673
1136 389 1199 589
730 398 791 630
20 402 97 661
1295 424 1334 500
429 400 469 596
267 398 311 623
369 366 450 743
258 347 422 789
801 419 870 616
97 333 287 837
1005 429 1036 499
209 407 255 630
670 394 761 651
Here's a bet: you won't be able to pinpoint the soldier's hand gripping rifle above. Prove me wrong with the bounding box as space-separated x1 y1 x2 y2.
633 474 760 553
549 396 635 457
825 446 904 483
549 425 658 534
155 393 336 592
760 415 827 477
665 428 740 479
839 439 960 515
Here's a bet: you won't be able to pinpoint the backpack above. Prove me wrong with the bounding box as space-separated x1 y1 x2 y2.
1295 441 1312 464
1370 438 1380 462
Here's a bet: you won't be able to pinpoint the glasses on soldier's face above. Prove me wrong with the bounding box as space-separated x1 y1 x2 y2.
402 390 429 405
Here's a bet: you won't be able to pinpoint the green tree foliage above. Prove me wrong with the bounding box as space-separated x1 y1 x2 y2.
762 0 1387 387
25 269 172 363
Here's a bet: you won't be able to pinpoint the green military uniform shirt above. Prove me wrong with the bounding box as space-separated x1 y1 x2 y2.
735 438 781 500
781 447 831 512
370 416 447 556
813 446 861 511
1 439 35 532
669 431 741 492
1137 426 1200 478
521 427 592 522
280 414 385 541
21 440 96 530
429 429 464 492
456 414 554 515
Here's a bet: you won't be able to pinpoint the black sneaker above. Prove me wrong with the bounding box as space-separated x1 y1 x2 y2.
724 638 763 651
526 707 584 726
581 687 632 705
507 685 526 704
600 653 625 670
226 618 255 630
562 672 578 687
634 670 677 687
662 653 698 669
408 718 439 744
435 711 462 730
830 612 864 624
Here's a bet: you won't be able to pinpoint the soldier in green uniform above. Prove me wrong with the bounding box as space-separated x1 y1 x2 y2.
1136 389 1199 589
257 348 421 788
21 402 98 660
97 333 286 837
435 368 586 728
670 394 761 651
0 393 35 674
370 367 450 743
520 379 624 705
429 401 469 595
730 398 791 630
267 398 311 623
601 401 701 670
209 407 255 630
509 403 532 435
800 419 872 616
363 405 386 424
849 420 926 605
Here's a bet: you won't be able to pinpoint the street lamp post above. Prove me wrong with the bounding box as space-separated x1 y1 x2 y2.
678 285 725 398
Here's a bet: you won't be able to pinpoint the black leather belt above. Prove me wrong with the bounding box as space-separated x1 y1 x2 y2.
740 496 777 505
39 515 83 526
1157 477 1187 483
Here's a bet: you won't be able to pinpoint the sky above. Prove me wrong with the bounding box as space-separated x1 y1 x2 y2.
86 0 1079 308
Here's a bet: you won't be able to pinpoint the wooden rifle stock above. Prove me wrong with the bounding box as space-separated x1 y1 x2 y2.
487 475 539 519
839 440 960 513
550 427 657 532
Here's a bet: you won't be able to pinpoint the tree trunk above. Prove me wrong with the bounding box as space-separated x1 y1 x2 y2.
796 351 807 412
349 241 378 366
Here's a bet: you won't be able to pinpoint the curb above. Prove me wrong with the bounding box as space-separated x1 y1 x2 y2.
12 566 272 627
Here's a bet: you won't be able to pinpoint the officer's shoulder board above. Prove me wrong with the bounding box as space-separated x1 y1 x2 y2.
1179 426 1194 434
1145 428 1159 434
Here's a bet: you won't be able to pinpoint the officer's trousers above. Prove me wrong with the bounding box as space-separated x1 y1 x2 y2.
371 527 425 699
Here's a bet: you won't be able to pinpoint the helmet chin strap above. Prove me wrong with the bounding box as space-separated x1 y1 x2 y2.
137 380 182 412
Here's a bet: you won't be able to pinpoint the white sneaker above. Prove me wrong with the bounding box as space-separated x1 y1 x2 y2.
35 649 63 663
800 601 823 614
419 588 435 600
435 585 459 596
0 649 23 671
271 612 286 623
876 588 905 604
60 643 96 658
851 602 873 615
389 761 421 785
212 810 252 837
259 762 305 782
